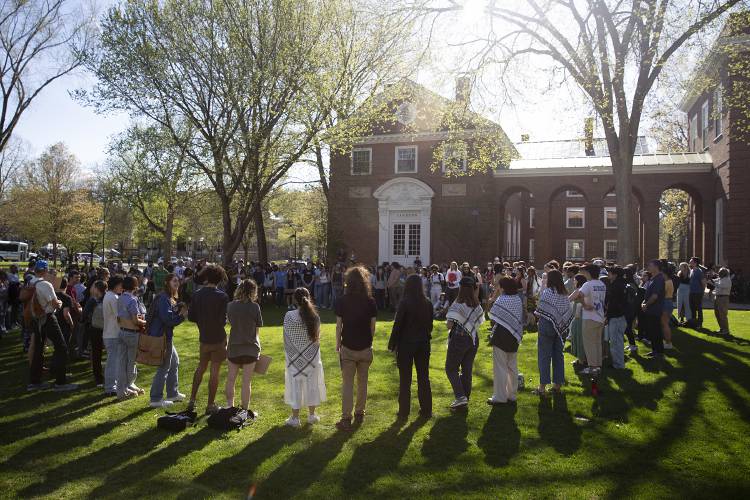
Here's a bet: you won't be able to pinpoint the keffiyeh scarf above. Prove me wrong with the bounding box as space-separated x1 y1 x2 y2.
535 288 574 339
446 302 485 342
489 294 524 344
283 310 320 378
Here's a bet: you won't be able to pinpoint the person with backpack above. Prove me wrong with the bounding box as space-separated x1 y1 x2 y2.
82 280 107 387
149 274 188 408
428 264 445 308
103 276 123 396
116 276 147 400
26 261 79 391
187 264 229 415
284 287 326 427
487 277 524 404
445 276 485 409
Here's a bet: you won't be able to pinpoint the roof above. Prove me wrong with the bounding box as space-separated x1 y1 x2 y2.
514 137 650 160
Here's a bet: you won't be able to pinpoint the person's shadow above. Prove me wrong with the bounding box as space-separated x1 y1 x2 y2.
421 411 469 468
477 403 520 467
537 392 581 456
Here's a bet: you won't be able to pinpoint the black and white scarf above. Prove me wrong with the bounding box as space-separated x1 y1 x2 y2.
283 310 319 378
535 288 574 339
489 294 524 344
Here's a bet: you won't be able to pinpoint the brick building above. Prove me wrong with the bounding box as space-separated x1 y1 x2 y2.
328 21 749 271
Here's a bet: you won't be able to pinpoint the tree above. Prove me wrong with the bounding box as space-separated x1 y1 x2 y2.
0 0 95 153
414 0 744 263
659 188 691 260
0 136 28 202
82 0 406 268
269 186 328 261
105 123 200 260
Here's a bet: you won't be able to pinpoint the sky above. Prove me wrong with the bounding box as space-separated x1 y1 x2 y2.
10 0 714 182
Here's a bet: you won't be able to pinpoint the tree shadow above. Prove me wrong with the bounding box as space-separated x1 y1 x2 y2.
255 429 354 498
421 411 469 468
477 403 520 467
537 393 581 456
342 417 428 494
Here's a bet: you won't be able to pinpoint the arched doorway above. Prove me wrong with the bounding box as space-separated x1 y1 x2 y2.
373 178 435 266
658 186 700 263
498 186 534 262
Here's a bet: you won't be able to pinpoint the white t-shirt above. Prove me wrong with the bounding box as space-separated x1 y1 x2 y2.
31 277 57 314
446 270 462 289
580 279 607 323
103 290 121 340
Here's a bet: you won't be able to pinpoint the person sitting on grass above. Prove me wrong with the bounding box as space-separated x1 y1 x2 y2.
284 287 326 427
187 264 229 415
225 279 264 422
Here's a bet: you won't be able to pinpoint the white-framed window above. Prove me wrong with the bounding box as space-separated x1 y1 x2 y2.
441 144 467 172
408 224 421 256
566 189 584 198
351 148 372 175
566 239 585 260
566 207 585 229
689 115 698 152
604 207 617 229
529 238 535 261
395 145 417 173
393 224 405 256
603 240 617 261
701 100 710 149
606 191 616 197
715 86 723 138
529 207 535 229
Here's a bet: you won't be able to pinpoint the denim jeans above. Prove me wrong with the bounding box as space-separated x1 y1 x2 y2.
607 316 627 369
116 329 139 397
445 331 478 399
29 314 68 385
103 337 120 392
275 288 285 307
537 318 564 386
320 283 331 308
676 284 692 321
150 340 179 402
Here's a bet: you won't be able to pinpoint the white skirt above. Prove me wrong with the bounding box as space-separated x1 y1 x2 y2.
284 351 327 409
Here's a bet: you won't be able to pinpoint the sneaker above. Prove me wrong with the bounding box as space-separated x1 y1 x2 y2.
53 383 79 392
307 414 321 425
205 403 219 415
664 343 673 350
117 392 137 401
487 398 506 406
129 385 145 395
104 391 117 397
285 416 301 427
580 367 593 375
449 396 469 409
165 393 186 402
353 412 366 424
27 382 50 391
150 400 174 408
96 383 104 388
335 418 353 431
628 345 638 354
641 338 652 346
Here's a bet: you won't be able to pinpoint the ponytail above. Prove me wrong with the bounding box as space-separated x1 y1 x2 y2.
293 287 320 341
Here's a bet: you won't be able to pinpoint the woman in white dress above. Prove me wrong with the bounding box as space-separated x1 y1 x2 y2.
283 287 326 427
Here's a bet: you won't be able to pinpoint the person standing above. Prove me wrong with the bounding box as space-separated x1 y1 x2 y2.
334 266 377 431
152 261 169 292
661 261 676 350
676 262 692 325
187 264 230 415
712 267 732 335
386 263 404 311
569 264 607 375
102 276 123 396
641 260 666 359
487 277 524 404
149 274 188 408
274 265 286 308
82 280 107 387
604 267 628 369
445 262 462 304
225 279 263 421
331 262 345 311
284 287 326 427
534 270 574 394
445 277 485 409
116 276 146 400
373 266 387 310
318 265 331 309
688 257 705 328
388 274 433 419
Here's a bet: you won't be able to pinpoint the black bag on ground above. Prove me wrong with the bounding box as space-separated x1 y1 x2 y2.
157 410 197 432
207 407 255 431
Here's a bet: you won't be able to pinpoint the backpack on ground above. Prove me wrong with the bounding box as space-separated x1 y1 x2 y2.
207 406 255 431
157 410 198 432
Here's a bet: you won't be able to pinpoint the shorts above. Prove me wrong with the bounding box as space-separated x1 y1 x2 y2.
200 341 227 363
228 355 258 365
663 299 674 314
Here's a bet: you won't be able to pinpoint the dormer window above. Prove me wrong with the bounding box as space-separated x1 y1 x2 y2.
395 145 417 173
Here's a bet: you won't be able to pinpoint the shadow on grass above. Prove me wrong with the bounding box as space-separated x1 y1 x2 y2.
477 403 520 467
537 392 581 456
421 411 469 467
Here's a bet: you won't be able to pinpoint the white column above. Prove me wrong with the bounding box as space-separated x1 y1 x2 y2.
378 201 390 264
420 202 431 265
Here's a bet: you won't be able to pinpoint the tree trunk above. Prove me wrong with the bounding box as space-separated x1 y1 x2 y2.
163 209 175 264
255 202 268 263
315 142 329 200
612 152 636 265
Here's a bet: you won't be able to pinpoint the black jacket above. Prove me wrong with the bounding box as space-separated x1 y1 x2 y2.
388 299 433 350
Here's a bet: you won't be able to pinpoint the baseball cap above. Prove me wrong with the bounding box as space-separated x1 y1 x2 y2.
34 260 49 272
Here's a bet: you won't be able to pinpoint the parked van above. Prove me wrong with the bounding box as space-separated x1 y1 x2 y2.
0 241 29 261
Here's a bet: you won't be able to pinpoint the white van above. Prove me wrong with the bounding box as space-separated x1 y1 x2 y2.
0 241 29 261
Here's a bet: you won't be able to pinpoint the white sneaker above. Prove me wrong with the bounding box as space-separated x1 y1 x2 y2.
285 416 301 427
307 414 321 425
165 393 186 402
580 367 593 375
664 343 673 350
449 396 469 409
628 345 638 353
150 400 174 408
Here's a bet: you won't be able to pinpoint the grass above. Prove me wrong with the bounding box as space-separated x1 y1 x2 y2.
1 306 749 499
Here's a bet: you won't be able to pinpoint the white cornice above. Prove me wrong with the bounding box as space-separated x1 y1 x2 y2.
356 128 500 145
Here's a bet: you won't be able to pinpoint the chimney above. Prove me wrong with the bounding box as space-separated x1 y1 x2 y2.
584 117 595 156
455 76 471 107
521 134 530 142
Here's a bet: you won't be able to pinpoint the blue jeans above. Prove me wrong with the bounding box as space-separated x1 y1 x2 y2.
314 283 323 306
276 288 285 307
445 332 478 399
607 316 627 369
103 337 120 393
537 318 564 386
116 329 139 397
319 283 331 308
150 340 179 402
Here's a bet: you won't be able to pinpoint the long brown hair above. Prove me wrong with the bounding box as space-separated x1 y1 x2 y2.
234 279 258 302
294 287 320 341
545 269 567 295
456 281 479 308
344 265 372 298
163 273 178 299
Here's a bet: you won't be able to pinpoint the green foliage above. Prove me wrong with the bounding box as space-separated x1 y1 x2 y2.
268 186 328 260
659 189 691 260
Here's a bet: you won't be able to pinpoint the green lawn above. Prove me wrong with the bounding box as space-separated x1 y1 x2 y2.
1 307 749 499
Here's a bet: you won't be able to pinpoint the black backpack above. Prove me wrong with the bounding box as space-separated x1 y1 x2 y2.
624 283 638 319
207 407 255 431
157 410 197 432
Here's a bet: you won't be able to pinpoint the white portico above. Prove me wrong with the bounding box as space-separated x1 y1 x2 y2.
373 177 434 266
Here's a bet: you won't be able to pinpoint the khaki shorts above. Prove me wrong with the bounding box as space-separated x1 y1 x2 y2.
200 341 227 363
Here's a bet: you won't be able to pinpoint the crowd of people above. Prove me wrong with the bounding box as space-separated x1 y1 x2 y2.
4 251 735 429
